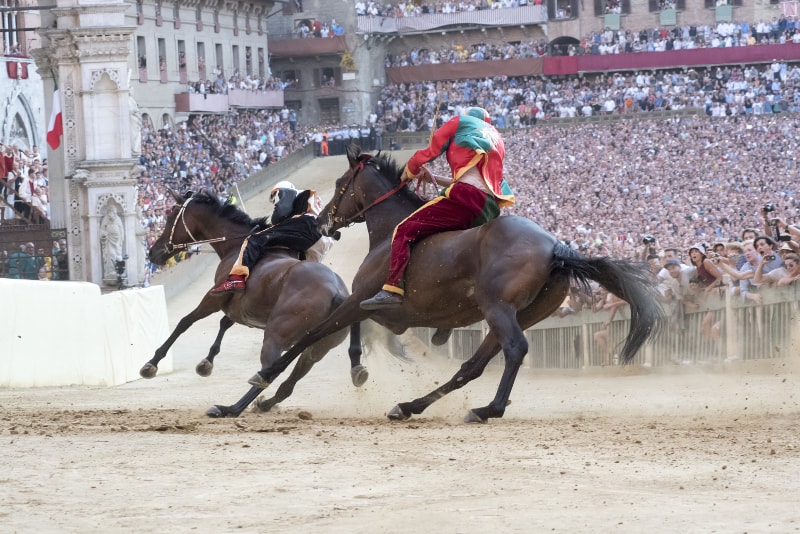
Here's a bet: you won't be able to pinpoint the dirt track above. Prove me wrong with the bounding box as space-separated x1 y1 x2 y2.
2 155 800 533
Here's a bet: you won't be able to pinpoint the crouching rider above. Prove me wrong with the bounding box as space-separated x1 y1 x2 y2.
360 106 515 310
211 181 333 294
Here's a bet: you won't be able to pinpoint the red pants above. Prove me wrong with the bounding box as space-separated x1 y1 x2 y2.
383 182 490 295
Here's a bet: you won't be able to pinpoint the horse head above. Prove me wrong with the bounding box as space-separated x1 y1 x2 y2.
317 145 423 238
148 188 252 265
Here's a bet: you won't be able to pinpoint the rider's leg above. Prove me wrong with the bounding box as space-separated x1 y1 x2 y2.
361 183 488 310
211 234 266 294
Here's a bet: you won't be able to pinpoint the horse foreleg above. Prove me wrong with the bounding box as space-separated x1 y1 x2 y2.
206 386 263 418
140 300 220 378
389 333 502 421
196 315 235 377
348 322 369 387
249 299 369 387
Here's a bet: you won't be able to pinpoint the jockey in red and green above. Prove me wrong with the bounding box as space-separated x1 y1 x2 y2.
360 106 516 310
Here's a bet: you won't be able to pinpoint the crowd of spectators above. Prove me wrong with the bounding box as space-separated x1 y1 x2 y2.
296 18 345 38
355 0 535 17
419 113 800 335
0 143 48 225
135 109 316 264
186 72 286 96
385 16 800 67
373 62 800 130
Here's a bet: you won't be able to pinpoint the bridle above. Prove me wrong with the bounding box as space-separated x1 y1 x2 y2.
163 196 228 254
325 154 409 229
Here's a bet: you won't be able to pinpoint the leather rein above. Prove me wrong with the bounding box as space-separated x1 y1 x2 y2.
164 196 230 254
327 154 435 228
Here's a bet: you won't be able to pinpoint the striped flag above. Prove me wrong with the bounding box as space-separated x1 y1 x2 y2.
46 82 63 150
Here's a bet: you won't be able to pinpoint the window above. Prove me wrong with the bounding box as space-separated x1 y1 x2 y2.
649 0 685 11
197 42 206 78
282 69 300 88
215 43 223 76
319 98 340 123
594 0 630 15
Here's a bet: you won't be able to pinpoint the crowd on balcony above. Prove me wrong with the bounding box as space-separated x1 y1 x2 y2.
296 18 345 38
374 61 800 129
186 72 285 95
355 0 536 17
0 143 49 226
385 15 800 67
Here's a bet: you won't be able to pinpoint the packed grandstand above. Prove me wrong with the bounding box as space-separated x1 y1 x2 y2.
2 8 799 292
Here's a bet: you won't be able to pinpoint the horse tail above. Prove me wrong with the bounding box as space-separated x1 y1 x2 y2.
551 241 665 364
361 319 414 363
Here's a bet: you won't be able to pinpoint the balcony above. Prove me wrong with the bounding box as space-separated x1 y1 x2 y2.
267 35 348 59
175 89 284 113
355 5 547 35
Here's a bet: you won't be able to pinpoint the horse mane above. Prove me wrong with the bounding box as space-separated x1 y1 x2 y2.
189 189 267 227
368 151 426 209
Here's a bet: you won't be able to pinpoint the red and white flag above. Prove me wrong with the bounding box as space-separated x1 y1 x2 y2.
46 83 63 150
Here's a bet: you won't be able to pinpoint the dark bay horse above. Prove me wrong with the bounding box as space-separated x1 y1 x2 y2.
143 189 368 416
219 147 665 423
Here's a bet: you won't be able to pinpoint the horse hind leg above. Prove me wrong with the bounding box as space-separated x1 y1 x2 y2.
463 303 530 424
196 315 235 377
389 332 502 421
466 278 569 423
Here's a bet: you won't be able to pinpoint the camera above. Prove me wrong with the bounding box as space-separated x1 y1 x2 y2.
765 255 776 262
768 218 778 227
763 204 775 213
642 235 655 245
711 253 720 264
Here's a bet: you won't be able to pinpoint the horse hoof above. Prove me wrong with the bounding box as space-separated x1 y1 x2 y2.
351 364 369 388
387 404 410 421
206 405 225 418
247 373 271 388
139 363 157 379
463 410 487 424
196 359 214 377
431 328 452 346
253 398 275 413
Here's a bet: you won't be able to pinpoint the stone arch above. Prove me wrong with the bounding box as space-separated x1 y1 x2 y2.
1 90 39 149
9 112 30 149
89 69 121 91
161 113 173 130
96 193 126 215
548 35 580 56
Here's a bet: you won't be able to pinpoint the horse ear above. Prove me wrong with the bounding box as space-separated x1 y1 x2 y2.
168 188 183 203
184 190 195 199
346 143 360 168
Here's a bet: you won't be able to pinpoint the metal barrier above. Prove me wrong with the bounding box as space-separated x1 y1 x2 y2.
410 285 800 369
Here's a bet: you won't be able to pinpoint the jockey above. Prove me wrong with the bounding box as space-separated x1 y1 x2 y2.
210 181 333 294
360 106 515 310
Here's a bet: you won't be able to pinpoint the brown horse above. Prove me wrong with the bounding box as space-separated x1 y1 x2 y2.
219 147 665 423
143 189 369 416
